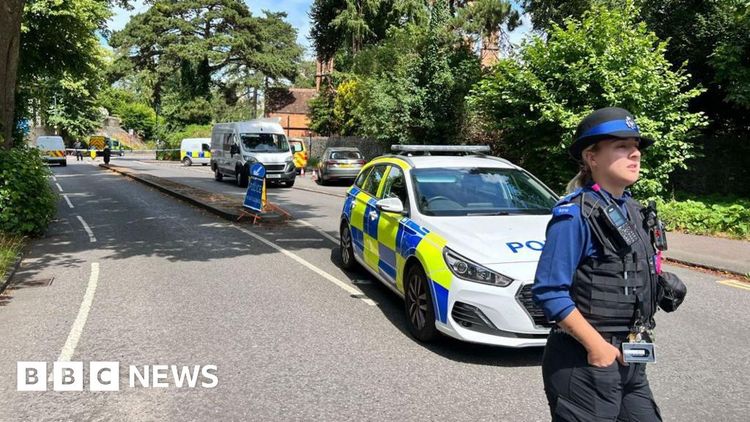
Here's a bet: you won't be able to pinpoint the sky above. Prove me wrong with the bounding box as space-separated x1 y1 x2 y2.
106 1 533 59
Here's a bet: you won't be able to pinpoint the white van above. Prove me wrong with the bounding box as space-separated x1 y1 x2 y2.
210 119 296 188
35 136 67 166
180 138 211 166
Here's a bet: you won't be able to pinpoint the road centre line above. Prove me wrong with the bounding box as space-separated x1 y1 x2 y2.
717 279 750 291
55 183 63 192
56 263 100 362
62 194 74 209
76 215 97 243
234 226 376 306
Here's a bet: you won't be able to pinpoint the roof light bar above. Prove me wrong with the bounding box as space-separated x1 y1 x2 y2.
391 145 491 153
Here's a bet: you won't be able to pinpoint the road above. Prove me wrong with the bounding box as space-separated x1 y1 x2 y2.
0 156 748 421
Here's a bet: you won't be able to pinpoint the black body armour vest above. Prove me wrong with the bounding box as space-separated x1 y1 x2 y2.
571 193 658 333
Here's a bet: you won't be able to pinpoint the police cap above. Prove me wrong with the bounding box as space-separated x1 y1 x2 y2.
570 107 654 160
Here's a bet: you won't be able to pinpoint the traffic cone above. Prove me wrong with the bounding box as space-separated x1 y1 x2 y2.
301 167 305 177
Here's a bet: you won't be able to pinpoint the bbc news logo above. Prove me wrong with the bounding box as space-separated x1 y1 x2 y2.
17 362 218 391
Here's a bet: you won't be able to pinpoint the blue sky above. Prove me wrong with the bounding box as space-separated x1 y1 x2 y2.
107 1 532 58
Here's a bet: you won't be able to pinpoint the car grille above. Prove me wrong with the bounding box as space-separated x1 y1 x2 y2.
451 302 498 335
266 164 286 172
516 284 553 327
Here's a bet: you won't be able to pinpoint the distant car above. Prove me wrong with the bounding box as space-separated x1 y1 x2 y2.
338 145 558 347
315 147 365 185
36 136 67 166
180 138 211 166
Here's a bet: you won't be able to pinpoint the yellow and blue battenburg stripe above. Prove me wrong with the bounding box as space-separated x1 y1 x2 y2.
344 182 452 324
183 150 211 158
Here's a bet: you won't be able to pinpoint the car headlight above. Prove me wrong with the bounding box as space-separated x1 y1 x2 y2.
285 156 293 163
442 247 513 287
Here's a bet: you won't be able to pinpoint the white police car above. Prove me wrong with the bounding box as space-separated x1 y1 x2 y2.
339 145 558 347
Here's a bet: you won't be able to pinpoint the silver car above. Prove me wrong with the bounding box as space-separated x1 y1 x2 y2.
316 147 366 185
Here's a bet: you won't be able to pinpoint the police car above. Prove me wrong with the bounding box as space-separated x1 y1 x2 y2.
339 145 558 347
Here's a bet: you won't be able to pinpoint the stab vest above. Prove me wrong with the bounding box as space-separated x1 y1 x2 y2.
570 192 658 333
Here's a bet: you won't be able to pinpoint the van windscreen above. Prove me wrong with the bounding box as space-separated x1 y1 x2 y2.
241 133 289 153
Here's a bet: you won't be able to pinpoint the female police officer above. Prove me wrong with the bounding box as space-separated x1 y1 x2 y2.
532 107 675 421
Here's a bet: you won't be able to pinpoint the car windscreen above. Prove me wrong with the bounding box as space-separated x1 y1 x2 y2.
411 167 557 216
240 133 289 153
329 150 362 160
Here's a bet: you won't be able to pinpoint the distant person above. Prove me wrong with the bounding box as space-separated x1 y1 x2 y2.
73 140 83 161
103 146 111 165
532 107 687 421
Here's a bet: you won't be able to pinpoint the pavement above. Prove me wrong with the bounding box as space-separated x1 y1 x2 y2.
665 232 750 276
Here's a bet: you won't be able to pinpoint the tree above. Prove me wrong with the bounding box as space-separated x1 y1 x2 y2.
454 0 521 61
522 0 622 31
468 4 706 197
110 0 302 128
0 0 25 148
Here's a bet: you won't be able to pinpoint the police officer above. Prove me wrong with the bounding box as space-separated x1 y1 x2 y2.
533 107 685 421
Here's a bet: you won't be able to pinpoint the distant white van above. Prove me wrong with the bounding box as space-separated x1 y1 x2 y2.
210 119 296 188
180 138 211 166
35 136 67 166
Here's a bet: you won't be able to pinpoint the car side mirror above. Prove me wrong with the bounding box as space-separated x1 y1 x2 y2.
376 197 405 215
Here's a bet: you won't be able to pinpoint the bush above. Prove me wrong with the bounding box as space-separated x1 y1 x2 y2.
656 196 750 239
467 3 706 197
0 234 24 280
0 147 57 236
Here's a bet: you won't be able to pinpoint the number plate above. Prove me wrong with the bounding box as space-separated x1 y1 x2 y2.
339 164 352 168
267 173 281 179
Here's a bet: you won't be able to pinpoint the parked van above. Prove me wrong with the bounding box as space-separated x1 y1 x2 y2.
35 136 67 166
289 138 308 172
210 119 296 188
180 138 211 166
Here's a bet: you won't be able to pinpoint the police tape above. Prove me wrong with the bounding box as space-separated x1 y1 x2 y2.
63 149 181 153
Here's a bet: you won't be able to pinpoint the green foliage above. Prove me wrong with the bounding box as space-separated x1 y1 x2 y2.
110 0 302 130
455 0 522 40
656 196 750 239
468 4 706 197
522 0 622 30
308 89 339 136
710 1 750 109
156 124 212 161
0 235 24 281
99 87 156 140
15 0 115 142
0 147 56 236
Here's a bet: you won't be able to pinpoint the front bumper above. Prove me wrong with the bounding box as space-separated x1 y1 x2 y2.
265 166 296 183
435 277 550 348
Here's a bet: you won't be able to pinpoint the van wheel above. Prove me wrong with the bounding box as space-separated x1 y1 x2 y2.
404 264 439 342
339 222 358 270
214 168 223 181
182 157 192 166
60 161 67 167
202 163 208 166
236 166 249 188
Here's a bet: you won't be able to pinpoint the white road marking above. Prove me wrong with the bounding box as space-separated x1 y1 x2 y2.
292 219 339 244
62 194 74 209
55 183 63 192
275 238 324 242
234 226 376 306
51 175 57 181
56 262 100 362
76 215 97 242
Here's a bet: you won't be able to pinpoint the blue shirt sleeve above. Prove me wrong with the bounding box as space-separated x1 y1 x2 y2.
532 202 590 323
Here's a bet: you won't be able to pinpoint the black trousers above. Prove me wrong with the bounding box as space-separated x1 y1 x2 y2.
542 331 662 422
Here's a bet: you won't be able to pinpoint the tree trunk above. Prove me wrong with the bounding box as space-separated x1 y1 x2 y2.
0 0 25 148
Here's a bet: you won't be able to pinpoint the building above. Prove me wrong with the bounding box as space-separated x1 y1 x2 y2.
264 87 317 138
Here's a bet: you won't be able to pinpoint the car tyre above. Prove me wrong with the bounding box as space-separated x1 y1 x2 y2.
182 157 192 166
60 160 67 167
214 168 223 181
404 264 439 342
339 222 358 270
